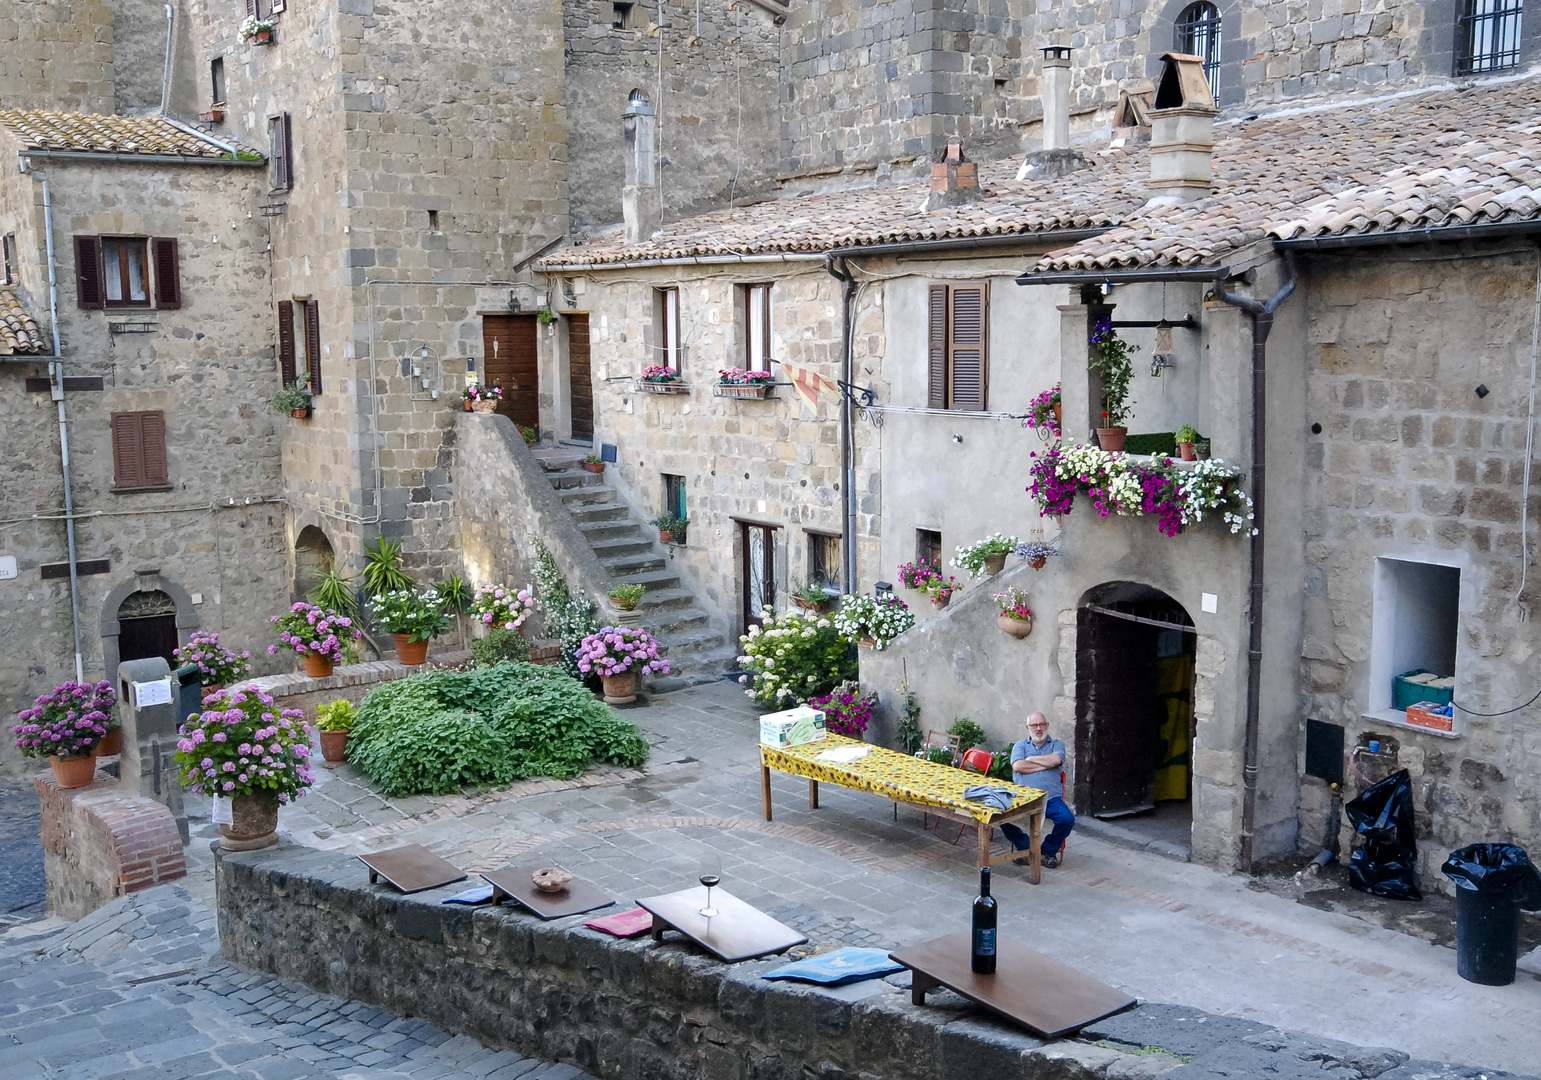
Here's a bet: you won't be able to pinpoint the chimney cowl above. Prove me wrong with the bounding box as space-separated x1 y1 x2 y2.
1147 52 1218 203
622 88 659 244
924 137 985 211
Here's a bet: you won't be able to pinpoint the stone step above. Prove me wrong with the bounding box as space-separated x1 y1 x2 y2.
590 535 656 560
548 470 604 491
611 567 683 591
652 625 730 657
575 518 646 543
569 503 630 525
645 644 739 692
533 450 587 469
559 486 618 508
600 552 667 576
641 607 713 637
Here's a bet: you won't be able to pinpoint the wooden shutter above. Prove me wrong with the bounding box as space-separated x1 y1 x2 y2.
140 411 168 485
948 284 987 411
305 298 322 393
150 237 181 309
245 0 259 19
927 284 948 409
111 412 143 489
273 113 293 191
277 300 296 385
74 235 104 309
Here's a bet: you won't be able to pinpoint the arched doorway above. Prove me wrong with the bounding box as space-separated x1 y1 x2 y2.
294 525 335 600
116 590 179 667
1075 582 1196 850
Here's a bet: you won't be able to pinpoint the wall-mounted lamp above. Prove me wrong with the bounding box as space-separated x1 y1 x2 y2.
1151 354 1174 377
1151 319 1175 377
509 290 522 313
874 580 894 600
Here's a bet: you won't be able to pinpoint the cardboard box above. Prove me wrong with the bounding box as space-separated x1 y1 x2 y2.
759 707 826 748
1405 701 1454 733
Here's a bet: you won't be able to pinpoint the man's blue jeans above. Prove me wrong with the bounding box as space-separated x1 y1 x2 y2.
999 796 1075 855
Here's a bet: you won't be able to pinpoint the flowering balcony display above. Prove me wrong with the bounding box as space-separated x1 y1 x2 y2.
1028 444 1255 536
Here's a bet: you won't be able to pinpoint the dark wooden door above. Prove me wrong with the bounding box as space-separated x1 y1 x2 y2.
741 523 776 629
482 314 538 428
1074 608 1161 818
568 314 593 442
118 615 179 667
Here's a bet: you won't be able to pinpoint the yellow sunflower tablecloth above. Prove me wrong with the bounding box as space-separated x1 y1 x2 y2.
760 734 1042 824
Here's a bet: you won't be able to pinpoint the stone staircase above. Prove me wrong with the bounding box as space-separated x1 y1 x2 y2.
531 448 736 690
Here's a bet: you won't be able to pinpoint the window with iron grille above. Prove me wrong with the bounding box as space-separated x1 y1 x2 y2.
1457 0 1524 74
1174 2 1222 102
807 531 841 591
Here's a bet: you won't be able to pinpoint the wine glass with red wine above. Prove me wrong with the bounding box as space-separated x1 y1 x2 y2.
698 855 721 917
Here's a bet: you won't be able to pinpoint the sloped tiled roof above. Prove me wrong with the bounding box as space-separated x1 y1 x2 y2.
0 110 259 161
541 73 1541 275
0 287 48 355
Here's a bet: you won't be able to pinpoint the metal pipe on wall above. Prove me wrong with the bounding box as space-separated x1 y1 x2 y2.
826 255 858 594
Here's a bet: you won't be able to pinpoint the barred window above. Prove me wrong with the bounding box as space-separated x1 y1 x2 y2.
1174 2 1222 102
1457 0 1524 74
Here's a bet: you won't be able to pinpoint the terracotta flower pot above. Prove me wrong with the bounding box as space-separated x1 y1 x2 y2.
472 400 498 414
220 792 279 851
319 729 349 764
658 530 674 544
393 633 429 665
998 614 1033 639
1052 401 1062 426
291 408 310 419
94 728 123 757
302 653 334 678
1178 441 1196 461
249 30 272 45
930 593 951 609
983 553 1007 576
1027 556 1048 570
601 670 638 705
858 637 878 648
583 461 605 473
50 754 97 788
610 597 639 612
1096 426 1128 452
791 595 828 611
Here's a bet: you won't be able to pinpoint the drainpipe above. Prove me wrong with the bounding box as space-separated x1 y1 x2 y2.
160 4 175 115
1211 252 1296 873
826 254 858 593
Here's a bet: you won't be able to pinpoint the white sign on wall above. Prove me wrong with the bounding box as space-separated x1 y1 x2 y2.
133 679 173 707
0 556 16 580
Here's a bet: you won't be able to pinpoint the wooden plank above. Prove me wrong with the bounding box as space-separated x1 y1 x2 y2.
356 844 466 894
481 865 614 920
760 762 772 821
636 885 807 963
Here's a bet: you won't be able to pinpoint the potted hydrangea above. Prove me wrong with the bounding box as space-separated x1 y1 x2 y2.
831 593 915 650
174 688 314 850
172 630 251 692
12 680 116 787
370 588 449 666
576 626 670 704
952 533 1020 578
715 367 775 399
268 602 362 678
736 608 856 707
470 583 535 634
994 586 1034 639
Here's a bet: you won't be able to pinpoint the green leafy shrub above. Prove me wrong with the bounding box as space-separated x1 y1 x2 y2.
347 662 648 796
737 608 857 707
948 717 989 754
471 627 532 667
988 745 1016 782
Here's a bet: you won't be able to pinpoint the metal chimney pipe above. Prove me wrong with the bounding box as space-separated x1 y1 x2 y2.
1041 46 1072 152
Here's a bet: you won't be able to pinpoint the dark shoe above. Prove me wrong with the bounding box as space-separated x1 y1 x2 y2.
1041 852 1060 869
1010 845 1032 866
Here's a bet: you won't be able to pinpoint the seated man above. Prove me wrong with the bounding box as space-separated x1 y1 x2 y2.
998 712 1075 868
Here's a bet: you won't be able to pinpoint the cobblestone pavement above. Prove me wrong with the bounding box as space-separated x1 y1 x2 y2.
0 781 46 930
0 885 592 1080
189 678 1541 1077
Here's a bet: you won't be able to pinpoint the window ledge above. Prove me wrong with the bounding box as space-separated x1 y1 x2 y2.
1360 709 1460 740
111 485 173 495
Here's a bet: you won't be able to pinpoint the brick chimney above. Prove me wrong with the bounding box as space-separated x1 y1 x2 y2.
924 137 984 211
1148 52 1218 202
622 88 659 244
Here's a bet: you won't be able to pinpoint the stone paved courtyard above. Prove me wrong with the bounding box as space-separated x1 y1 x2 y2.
159 678 1541 1078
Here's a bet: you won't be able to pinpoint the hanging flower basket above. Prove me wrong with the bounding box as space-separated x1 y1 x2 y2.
998 614 1033 639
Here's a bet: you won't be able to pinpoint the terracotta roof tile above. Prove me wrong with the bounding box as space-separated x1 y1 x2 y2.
0 287 48 355
0 110 259 161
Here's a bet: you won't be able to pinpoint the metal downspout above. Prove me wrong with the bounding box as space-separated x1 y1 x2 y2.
160 4 174 115
1211 252 1296 873
826 254 858 593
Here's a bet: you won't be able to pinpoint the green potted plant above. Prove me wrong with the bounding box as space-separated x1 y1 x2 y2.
315 699 356 764
952 533 1019 578
1176 424 1201 461
791 578 833 611
650 513 687 544
369 588 449 666
239 15 275 44
274 380 312 419
582 454 606 474
608 582 646 612
1194 438 1212 460
1088 317 1137 451
519 423 540 446
920 574 961 609
361 537 414 594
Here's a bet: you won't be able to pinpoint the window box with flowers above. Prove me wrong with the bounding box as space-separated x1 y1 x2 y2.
715 367 775 399
577 626 670 704
463 379 503 413
269 602 362 677
13 680 117 787
638 365 688 394
274 380 312 419
239 16 276 44
1028 444 1255 536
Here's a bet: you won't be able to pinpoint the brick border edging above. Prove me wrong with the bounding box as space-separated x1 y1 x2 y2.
233 651 475 698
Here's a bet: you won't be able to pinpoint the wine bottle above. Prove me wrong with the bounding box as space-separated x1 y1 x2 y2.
971 866 997 974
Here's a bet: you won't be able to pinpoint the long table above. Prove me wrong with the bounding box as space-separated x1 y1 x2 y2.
758 734 1047 884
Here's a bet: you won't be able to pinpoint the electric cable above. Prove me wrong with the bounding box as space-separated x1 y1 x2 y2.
1450 686 1541 717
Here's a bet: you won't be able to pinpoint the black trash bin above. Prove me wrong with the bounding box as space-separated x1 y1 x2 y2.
1441 844 1541 986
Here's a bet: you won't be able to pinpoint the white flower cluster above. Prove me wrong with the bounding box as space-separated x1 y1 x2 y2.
830 594 915 651
1179 459 1255 534
736 608 840 702
951 533 1020 578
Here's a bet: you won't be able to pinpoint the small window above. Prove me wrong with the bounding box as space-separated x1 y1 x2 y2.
663 472 687 523
1368 558 1461 714
102 238 150 307
612 2 633 29
926 282 988 411
1174 2 1222 102
210 57 226 105
654 287 681 372
2 234 17 285
427 209 440 231
808 531 841 591
278 298 322 393
743 283 772 372
110 410 169 490
916 528 942 568
269 113 293 191
1457 0 1524 74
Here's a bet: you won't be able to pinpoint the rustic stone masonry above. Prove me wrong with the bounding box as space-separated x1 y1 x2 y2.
36 770 187 920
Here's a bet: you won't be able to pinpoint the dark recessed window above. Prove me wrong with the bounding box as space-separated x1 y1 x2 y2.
916 528 941 568
612 2 633 29
1457 0 1524 74
2 234 17 285
210 57 226 104
428 209 440 231
1174 1 1222 102
808 531 841 591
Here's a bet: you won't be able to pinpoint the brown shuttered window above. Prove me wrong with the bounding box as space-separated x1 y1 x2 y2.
150 237 181 309
925 282 989 411
305 298 322 393
245 0 259 19
270 113 293 191
110 411 169 489
277 300 297 385
74 235 105 309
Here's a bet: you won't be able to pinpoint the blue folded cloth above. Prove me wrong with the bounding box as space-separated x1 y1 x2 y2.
963 785 1015 811
762 947 904 985
441 885 494 905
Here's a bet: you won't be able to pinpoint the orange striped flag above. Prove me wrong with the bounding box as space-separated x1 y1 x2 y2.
779 360 839 412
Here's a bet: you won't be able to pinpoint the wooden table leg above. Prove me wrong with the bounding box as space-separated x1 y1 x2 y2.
976 822 991 868
909 969 942 1006
651 915 669 943
809 778 819 810
761 763 773 821
1028 803 1043 885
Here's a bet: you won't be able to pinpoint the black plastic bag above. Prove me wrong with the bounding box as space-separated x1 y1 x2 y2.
1345 769 1421 901
1442 844 1541 910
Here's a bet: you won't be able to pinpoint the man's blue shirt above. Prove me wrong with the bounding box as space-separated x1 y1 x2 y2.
1009 737 1066 799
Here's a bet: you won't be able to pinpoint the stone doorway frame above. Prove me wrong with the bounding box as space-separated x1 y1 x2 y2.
101 569 199 688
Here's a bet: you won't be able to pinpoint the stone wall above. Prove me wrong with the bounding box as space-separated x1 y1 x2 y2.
1295 245 1541 890
0 0 116 114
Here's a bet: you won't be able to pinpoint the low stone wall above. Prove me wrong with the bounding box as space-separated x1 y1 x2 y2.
37 771 186 920
235 652 474 716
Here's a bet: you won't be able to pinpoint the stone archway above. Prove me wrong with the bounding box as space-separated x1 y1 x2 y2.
294 525 335 601
101 570 199 687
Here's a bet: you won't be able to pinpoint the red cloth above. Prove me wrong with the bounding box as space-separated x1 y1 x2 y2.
585 906 653 938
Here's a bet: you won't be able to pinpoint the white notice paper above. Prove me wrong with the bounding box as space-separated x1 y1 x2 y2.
133 678 173 707
815 745 872 764
212 796 234 825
